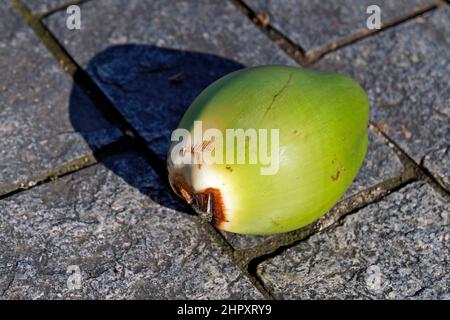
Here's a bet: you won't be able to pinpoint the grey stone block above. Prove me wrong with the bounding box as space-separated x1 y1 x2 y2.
0 153 262 299
0 1 121 187
316 8 450 190
257 182 450 299
245 0 437 54
22 0 75 14
45 0 295 68
423 147 449 190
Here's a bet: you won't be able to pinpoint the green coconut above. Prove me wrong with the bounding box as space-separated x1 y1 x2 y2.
167 65 369 235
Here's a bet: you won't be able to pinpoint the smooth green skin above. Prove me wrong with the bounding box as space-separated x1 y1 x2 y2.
176 65 369 235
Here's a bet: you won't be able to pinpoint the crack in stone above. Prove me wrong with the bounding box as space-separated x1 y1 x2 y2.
406 272 448 298
0 277 15 297
262 72 293 119
0 261 19 297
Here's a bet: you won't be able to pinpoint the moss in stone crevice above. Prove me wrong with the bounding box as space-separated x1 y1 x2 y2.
0 154 97 199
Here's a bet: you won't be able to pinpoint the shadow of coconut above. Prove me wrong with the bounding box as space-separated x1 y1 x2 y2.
69 44 245 213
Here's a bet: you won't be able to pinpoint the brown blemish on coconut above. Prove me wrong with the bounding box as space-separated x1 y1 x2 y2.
188 139 215 170
271 219 280 227
225 165 233 172
169 175 228 229
170 175 193 204
179 188 192 204
201 139 213 151
197 188 228 228
331 167 341 181
184 139 214 159
331 155 338 165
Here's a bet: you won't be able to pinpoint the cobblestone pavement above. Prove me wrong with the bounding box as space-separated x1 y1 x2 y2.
0 0 449 299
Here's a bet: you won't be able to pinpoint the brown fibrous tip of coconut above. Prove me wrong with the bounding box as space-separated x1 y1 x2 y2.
197 188 228 228
169 175 227 228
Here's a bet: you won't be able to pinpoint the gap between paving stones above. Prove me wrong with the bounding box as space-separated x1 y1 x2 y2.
370 123 450 198
233 0 444 66
232 0 308 65
306 1 446 64
0 154 95 199
9 0 448 299
0 136 136 200
38 0 92 20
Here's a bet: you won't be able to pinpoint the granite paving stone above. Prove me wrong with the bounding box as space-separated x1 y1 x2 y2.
0 152 262 299
316 8 450 190
244 0 438 54
257 182 450 299
0 1 122 187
